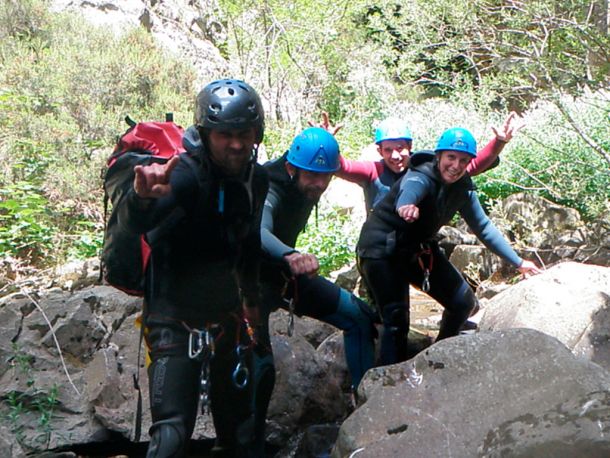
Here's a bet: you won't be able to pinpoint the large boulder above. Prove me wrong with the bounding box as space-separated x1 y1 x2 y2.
480 262 610 371
333 328 610 457
0 283 353 453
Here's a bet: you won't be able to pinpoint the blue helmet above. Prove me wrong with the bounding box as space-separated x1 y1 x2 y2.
435 127 477 157
374 117 413 144
287 127 340 173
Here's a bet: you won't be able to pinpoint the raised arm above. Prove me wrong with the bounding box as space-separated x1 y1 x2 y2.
467 112 525 176
336 156 383 184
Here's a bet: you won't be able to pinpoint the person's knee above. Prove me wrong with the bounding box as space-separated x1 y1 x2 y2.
328 289 376 332
381 302 409 331
450 282 476 317
147 416 187 458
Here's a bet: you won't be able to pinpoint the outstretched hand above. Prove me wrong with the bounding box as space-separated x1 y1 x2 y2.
133 155 180 199
492 111 525 143
284 252 319 277
517 259 542 279
397 204 420 223
308 111 344 136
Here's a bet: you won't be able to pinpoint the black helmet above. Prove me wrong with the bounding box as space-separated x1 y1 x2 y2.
195 79 265 143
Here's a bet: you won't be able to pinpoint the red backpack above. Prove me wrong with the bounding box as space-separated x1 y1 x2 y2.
101 114 187 296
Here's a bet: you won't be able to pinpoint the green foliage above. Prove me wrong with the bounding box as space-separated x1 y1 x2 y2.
0 0 196 268
0 0 607 276
0 181 55 263
354 0 610 107
296 205 360 277
474 90 610 220
3 343 60 450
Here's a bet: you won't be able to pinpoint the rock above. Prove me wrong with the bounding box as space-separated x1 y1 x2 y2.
449 244 506 281
499 193 584 244
475 278 511 300
436 225 478 258
479 262 610 371
0 425 27 458
270 308 336 349
479 390 610 457
50 0 228 84
295 423 341 458
267 334 349 447
334 328 610 458
53 258 100 291
331 263 361 293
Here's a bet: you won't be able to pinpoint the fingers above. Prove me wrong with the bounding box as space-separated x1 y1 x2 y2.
518 260 543 279
307 111 343 135
495 111 525 143
285 252 319 277
397 204 419 222
133 155 180 198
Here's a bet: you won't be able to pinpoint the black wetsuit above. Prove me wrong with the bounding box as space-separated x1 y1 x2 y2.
118 126 269 457
357 155 522 365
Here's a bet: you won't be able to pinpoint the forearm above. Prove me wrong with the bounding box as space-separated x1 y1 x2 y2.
467 138 504 176
116 189 172 234
461 194 522 267
260 228 297 261
395 172 431 209
336 156 379 184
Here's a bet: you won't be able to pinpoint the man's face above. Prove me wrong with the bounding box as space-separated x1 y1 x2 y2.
286 163 333 201
377 139 412 174
207 127 257 176
437 150 473 184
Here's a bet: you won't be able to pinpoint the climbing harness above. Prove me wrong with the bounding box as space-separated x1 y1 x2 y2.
184 314 255 412
417 243 434 293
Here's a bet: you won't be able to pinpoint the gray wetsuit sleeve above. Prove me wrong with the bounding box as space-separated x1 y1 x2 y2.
260 187 297 261
460 191 523 267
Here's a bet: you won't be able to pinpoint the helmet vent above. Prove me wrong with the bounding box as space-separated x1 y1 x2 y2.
210 103 221 113
207 115 220 123
228 88 235 95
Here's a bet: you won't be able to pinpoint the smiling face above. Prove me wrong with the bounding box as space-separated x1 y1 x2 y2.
377 139 412 174
437 150 473 184
207 127 257 176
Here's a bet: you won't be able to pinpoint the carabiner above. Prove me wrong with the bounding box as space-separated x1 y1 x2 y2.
422 270 431 293
188 329 206 359
232 346 249 389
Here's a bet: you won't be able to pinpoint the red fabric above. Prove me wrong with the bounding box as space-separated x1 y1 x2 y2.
109 122 186 167
336 156 384 184
140 236 151 279
466 138 502 176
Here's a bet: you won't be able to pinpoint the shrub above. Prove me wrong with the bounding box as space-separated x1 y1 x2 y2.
0 0 196 269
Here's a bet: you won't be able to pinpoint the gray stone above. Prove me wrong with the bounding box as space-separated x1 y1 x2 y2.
267 334 349 447
334 328 610 458
270 308 336 349
479 390 610 457
480 262 610 371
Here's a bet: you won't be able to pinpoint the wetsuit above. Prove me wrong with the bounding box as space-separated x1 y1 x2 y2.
357 154 523 365
117 126 269 458
258 154 376 388
337 138 505 212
